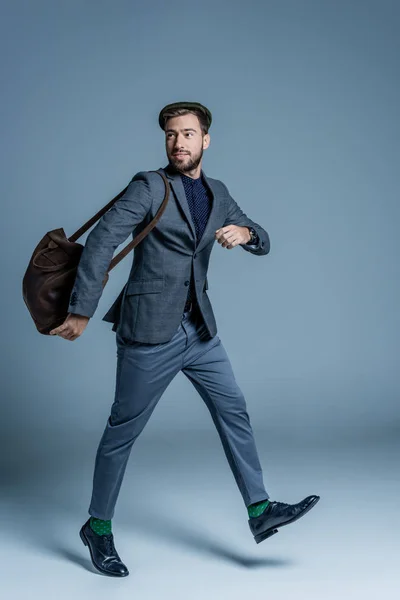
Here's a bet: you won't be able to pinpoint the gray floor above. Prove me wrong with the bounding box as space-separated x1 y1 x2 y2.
1 428 398 599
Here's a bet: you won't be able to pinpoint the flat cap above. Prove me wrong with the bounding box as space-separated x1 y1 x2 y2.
158 101 212 130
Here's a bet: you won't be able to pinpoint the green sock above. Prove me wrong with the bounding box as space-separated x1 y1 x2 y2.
90 516 112 535
247 499 270 518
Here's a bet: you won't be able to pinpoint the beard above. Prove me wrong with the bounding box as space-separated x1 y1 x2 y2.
169 147 203 173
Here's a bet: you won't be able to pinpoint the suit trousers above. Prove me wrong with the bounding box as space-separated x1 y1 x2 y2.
88 305 269 520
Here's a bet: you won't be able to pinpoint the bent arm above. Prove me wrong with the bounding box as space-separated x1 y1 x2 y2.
221 181 270 256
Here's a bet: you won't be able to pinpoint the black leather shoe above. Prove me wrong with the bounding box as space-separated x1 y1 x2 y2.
248 495 320 544
79 518 129 577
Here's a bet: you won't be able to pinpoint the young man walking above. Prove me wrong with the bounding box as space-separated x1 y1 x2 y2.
50 101 320 577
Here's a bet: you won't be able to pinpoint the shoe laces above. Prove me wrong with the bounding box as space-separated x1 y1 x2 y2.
103 533 115 555
271 500 291 510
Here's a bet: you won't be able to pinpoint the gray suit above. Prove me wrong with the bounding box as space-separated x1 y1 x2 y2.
68 163 272 520
68 164 270 343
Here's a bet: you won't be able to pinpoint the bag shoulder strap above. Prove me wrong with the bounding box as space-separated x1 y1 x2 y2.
68 169 170 274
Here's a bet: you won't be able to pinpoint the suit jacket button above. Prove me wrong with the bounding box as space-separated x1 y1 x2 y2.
184 280 190 286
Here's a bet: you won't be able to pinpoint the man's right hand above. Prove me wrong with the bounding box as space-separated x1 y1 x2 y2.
49 313 90 341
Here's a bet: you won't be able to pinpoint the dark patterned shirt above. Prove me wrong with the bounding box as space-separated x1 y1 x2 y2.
180 172 212 305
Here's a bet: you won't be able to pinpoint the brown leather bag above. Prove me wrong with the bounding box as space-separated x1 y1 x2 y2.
22 170 170 335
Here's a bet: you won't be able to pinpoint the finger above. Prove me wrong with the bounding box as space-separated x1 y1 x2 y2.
58 328 74 339
219 232 233 246
54 325 68 335
50 324 65 334
225 237 239 249
215 226 230 238
222 233 237 246
221 228 236 239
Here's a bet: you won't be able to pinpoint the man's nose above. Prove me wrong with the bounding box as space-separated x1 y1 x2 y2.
175 133 187 146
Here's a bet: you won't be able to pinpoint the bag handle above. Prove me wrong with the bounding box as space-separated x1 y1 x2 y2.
67 170 170 281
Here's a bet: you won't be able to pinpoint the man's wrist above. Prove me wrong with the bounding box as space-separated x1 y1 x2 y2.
245 226 259 245
69 312 90 320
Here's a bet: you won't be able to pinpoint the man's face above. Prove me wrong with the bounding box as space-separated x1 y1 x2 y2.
165 113 210 174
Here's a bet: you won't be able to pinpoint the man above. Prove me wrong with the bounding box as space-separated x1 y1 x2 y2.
50 102 320 577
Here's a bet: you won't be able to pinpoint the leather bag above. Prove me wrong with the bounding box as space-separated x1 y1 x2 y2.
22 170 170 335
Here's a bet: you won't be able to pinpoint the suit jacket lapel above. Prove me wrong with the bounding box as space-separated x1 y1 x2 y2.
161 163 219 253
162 164 196 239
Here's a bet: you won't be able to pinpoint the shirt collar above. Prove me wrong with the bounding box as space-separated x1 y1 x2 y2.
180 172 203 184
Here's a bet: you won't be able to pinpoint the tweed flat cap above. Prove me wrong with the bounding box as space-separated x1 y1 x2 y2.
158 101 212 130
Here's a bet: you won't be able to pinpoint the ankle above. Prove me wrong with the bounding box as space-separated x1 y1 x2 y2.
248 499 270 518
89 516 112 535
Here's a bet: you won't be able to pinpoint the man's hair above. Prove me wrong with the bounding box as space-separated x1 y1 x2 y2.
160 107 209 136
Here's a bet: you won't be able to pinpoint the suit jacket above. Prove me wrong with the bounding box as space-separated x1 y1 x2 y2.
67 163 270 343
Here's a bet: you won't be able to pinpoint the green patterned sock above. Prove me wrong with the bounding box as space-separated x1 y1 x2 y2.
248 499 270 518
90 516 112 535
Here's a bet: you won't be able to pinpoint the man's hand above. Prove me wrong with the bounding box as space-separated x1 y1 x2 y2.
49 313 90 341
215 225 251 249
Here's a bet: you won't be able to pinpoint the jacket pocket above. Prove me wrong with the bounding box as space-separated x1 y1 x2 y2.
126 278 164 295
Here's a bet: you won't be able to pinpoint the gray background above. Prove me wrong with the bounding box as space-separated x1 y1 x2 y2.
1 0 399 598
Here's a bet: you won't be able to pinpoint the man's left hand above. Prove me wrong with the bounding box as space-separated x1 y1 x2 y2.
215 225 251 249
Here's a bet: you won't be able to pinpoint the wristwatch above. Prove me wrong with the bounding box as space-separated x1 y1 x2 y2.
247 226 259 245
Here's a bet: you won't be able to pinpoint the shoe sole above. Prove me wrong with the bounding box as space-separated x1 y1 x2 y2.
254 528 279 543
253 496 320 544
79 527 129 577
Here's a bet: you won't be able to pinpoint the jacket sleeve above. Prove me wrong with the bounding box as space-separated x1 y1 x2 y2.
67 171 153 318
220 181 270 256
